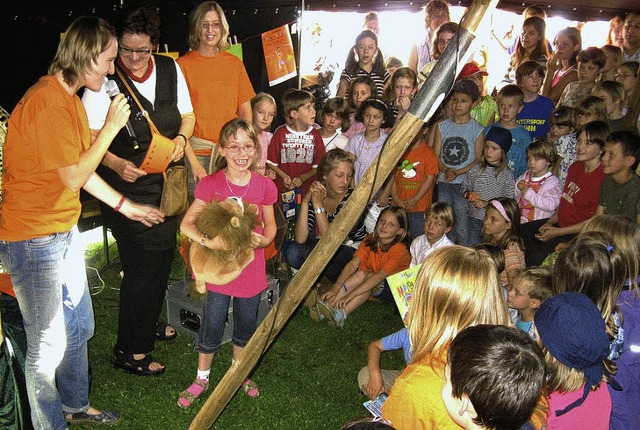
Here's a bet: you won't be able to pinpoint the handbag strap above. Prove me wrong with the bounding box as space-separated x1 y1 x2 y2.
115 67 161 135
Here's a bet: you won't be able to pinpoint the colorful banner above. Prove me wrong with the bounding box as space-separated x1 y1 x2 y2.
261 25 297 87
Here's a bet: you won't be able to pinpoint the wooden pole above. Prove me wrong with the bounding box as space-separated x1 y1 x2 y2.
189 1 498 427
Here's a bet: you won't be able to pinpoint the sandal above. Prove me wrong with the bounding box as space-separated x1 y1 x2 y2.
65 409 120 425
304 289 324 323
156 321 177 341
112 351 165 376
242 378 260 398
178 378 209 409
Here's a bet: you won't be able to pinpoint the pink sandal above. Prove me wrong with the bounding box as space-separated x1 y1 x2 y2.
242 378 260 398
177 378 209 408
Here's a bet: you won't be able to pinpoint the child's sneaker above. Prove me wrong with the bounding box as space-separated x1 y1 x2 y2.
304 289 324 322
317 300 347 328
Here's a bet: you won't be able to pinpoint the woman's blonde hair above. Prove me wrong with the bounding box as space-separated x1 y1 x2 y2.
48 17 116 87
214 119 260 172
407 246 510 371
188 1 230 51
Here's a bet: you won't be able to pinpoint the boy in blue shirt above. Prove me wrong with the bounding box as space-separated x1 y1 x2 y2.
516 61 555 140
486 85 532 178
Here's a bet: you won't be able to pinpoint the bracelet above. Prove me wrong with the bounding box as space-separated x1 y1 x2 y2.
177 133 188 144
315 207 326 214
343 283 348 293
114 196 126 213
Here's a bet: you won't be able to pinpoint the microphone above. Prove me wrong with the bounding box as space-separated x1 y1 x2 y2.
105 80 139 150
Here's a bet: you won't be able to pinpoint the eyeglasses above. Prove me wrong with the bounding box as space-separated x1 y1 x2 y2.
119 46 152 56
224 145 256 154
615 73 636 79
202 22 222 30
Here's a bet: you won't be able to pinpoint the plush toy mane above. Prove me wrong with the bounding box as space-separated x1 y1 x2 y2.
189 198 260 294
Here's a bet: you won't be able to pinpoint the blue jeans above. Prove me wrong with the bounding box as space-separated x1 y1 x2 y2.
285 240 356 283
407 212 425 243
468 217 484 246
195 290 261 354
0 226 93 430
437 182 469 245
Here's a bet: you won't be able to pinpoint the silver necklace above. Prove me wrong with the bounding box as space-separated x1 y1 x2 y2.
224 169 251 201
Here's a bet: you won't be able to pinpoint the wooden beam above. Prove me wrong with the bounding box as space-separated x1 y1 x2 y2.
189 0 499 427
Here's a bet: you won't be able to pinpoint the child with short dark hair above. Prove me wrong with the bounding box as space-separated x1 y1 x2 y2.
507 267 553 339
317 97 351 151
598 130 640 219
344 76 377 139
267 89 326 195
515 138 562 224
433 79 485 245
410 202 455 266
516 61 555 139
486 84 532 178
442 325 545 430
535 292 613 429
557 47 607 108
462 126 516 245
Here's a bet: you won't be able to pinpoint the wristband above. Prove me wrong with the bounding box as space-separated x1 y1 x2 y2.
343 283 348 293
114 196 126 213
315 207 326 214
177 133 188 143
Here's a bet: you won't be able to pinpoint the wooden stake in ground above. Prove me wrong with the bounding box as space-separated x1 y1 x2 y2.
189 1 499 427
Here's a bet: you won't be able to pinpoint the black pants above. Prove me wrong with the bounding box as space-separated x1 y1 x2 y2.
113 239 174 355
520 219 575 267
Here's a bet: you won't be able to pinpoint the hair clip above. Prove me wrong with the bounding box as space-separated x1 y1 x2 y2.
607 245 614 253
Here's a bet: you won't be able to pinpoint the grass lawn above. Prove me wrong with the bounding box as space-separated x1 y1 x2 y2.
77 233 406 429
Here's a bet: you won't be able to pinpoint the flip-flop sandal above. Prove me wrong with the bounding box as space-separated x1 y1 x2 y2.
178 378 209 408
242 378 260 398
112 352 165 376
156 321 177 340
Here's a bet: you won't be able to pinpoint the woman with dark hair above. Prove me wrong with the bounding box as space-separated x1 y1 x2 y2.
542 27 581 105
0 16 163 427
286 149 367 282
178 1 256 190
336 30 389 99
82 6 195 376
503 16 549 86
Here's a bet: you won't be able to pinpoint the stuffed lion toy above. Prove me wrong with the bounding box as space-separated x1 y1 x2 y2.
189 197 260 294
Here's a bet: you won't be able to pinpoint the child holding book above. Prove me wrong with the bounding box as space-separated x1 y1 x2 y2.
410 202 455 267
486 84 532 178
381 246 510 430
391 124 439 239
462 126 516 246
267 89 326 195
442 325 545 430
515 138 562 224
507 267 553 339
433 79 485 245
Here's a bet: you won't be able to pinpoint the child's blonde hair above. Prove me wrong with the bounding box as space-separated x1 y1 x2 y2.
214 119 260 172
251 92 277 114
515 267 553 302
424 202 455 228
592 80 626 108
408 246 510 370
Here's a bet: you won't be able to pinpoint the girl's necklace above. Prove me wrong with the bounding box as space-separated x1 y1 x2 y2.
225 169 251 201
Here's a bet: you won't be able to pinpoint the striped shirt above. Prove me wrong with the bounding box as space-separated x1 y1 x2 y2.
306 188 367 243
340 67 389 99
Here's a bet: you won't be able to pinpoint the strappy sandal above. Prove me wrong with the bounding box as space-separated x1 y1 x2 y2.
156 321 177 341
178 378 209 409
112 351 165 376
242 378 260 398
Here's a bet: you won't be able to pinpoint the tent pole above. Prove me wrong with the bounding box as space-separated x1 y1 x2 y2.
189 1 499 428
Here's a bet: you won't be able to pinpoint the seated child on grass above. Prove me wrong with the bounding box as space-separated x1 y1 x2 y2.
507 267 553 339
410 202 455 266
442 325 545 430
358 327 411 401
310 207 411 328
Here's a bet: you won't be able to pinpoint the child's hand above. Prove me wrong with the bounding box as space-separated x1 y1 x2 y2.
365 374 386 401
395 95 412 114
517 180 529 192
335 295 351 309
404 197 418 211
320 291 336 305
290 176 303 189
536 224 558 241
264 168 277 180
444 168 457 182
250 232 268 249
473 199 488 209
465 191 481 203
282 174 292 189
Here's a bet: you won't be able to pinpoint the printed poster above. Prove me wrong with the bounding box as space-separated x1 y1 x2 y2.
262 25 297 87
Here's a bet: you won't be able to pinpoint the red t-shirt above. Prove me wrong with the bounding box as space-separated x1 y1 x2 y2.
557 161 605 227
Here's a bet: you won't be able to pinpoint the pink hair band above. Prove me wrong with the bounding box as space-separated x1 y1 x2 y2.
490 200 510 222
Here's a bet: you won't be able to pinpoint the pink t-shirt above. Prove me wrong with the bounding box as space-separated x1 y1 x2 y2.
547 383 611 430
194 170 277 297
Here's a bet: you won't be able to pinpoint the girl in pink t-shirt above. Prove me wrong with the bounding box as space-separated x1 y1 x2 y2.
178 119 277 407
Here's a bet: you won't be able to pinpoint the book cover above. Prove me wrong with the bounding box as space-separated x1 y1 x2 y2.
386 264 422 321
